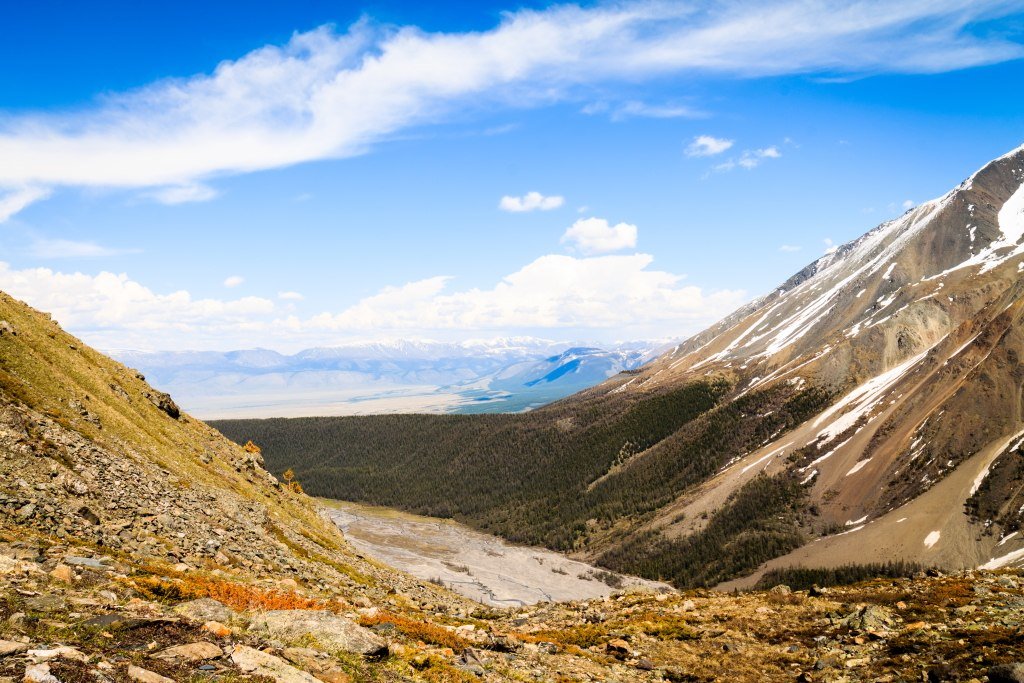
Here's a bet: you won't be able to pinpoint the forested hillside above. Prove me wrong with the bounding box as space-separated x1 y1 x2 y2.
214 379 832 586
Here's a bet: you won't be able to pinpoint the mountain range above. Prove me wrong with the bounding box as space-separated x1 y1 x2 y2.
113 339 659 418
1 145 1023 682
216 142 1024 589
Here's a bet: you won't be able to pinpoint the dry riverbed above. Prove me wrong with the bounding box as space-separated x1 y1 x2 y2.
324 500 668 606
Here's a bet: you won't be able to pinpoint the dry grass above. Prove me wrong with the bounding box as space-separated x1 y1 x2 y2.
130 574 345 613
359 611 471 650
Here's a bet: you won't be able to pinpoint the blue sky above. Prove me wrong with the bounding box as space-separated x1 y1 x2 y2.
1 0 1023 351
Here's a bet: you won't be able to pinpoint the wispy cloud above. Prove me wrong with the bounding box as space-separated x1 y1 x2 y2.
0 187 51 223
561 217 638 254
223 275 245 288
0 1 1019 216
585 100 703 121
499 191 564 212
148 184 219 205
278 291 304 300
28 238 139 259
778 244 802 252
714 146 783 172
686 135 734 157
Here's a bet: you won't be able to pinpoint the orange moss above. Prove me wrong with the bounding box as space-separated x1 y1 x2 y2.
130 574 344 613
358 612 470 650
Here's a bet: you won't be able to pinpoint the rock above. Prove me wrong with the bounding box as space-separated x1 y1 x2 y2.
27 647 87 663
606 639 631 657
230 645 320 683
127 665 175 683
0 641 29 657
63 556 109 570
172 598 234 624
0 321 16 337
49 565 73 584
145 391 180 420
680 599 697 612
989 663 1024 683
769 585 791 595
202 621 232 638
249 610 386 657
282 648 352 683
155 641 222 662
839 605 897 632
23 663 59 683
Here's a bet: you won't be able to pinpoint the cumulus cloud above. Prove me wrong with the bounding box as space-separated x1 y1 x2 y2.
561 217 638 254
499 192 565 212
223 275 245 288
0 1 1019 218
0 255 746 349
310 253 745 333
902 199 915 210
686 135 734 157
0 262 275 349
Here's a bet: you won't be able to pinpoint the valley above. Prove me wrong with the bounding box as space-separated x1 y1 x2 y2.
324 500 667 606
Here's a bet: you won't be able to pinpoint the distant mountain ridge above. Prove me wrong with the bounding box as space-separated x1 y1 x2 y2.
114 337 663 418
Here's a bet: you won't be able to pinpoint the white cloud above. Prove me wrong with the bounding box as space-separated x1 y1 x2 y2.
0 1 1019 212
714 145 783 172
823 237 838 254
561 217 638 254
278 291 304 300
499 192 565 212
902 199 915 210
779 244 802 252
224 275 245 288
608 101 702 121
0 255 746 350
310 253 745 334
28 238 138 259
686 135 734 157
0 187 51 223
0 261 275 349
148 184 219 205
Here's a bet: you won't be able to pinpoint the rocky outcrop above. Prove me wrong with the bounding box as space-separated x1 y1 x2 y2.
250 610 387 657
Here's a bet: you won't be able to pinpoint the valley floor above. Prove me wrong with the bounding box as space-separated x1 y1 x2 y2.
324 500 667 607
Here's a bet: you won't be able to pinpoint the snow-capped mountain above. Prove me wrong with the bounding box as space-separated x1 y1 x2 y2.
113 338 659 418
596 142 1024 575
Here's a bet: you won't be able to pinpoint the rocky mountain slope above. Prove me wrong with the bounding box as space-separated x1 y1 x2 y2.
221 143 1024 592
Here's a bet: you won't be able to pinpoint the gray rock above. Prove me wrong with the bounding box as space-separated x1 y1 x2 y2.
172 598 234 624
249 610 386 657
839 604 897 632
64 556 109 570
989 663 1024 683
0 321 15 337
230 645 319 683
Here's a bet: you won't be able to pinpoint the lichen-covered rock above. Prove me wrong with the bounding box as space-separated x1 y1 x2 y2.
249 610 386 657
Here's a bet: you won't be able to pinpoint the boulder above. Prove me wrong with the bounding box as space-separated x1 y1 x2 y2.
250 610 386 657
230 645 319 683
0 641 29 657
145 391 180 420
127 665 175 683
173 598 234 624
989 663 1024 683
0 321 15 337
